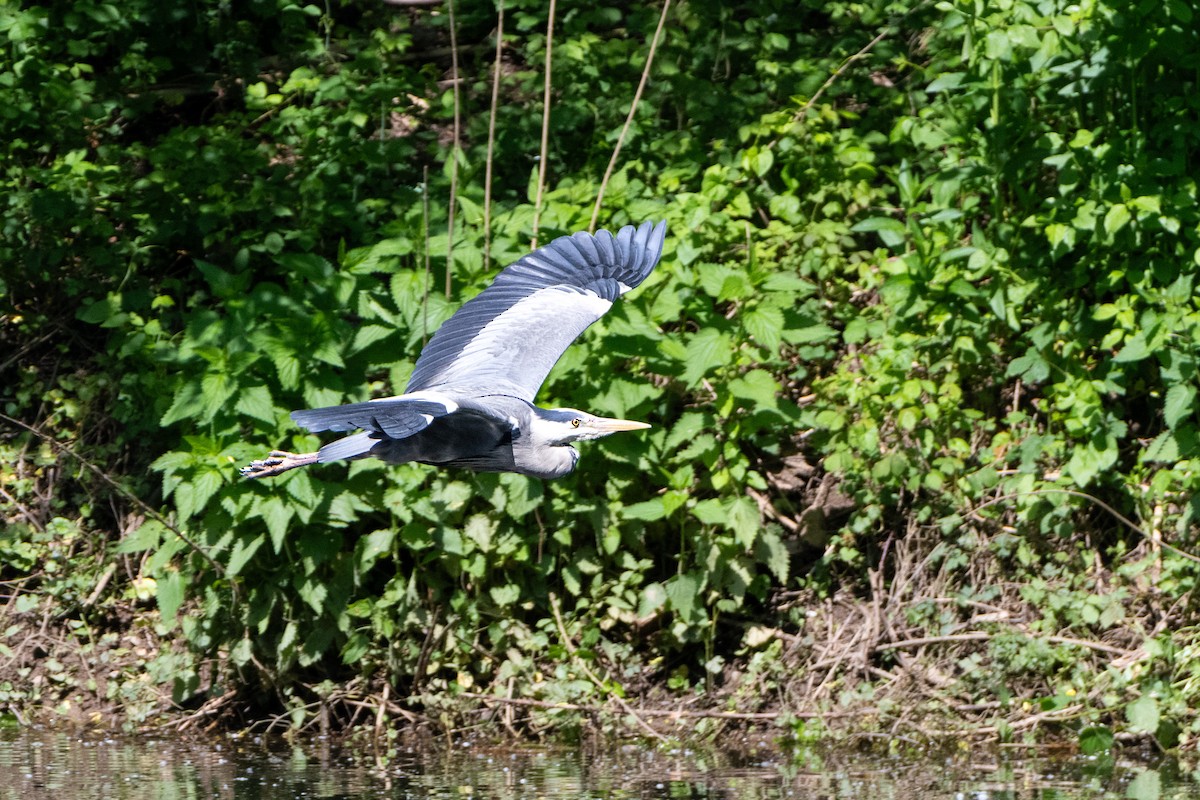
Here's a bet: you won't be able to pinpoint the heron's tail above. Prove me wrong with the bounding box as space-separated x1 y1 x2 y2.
315 431 378 463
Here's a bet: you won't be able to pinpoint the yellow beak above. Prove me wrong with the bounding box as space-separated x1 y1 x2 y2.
590 416 652 433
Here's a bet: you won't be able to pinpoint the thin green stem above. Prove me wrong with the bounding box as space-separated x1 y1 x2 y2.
484 0 504 269
530 0 556 250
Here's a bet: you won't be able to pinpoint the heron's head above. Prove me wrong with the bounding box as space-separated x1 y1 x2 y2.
535 408 652 445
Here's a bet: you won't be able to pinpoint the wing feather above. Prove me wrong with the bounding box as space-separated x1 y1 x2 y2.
291 391 459 438
405 220 667 401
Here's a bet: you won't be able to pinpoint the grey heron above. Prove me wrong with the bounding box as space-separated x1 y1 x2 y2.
242 220 666 480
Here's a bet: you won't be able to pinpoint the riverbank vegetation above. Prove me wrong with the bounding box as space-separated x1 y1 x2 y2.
3 0 1199 751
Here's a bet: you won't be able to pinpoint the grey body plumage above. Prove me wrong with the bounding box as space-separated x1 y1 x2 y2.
242 221 666 480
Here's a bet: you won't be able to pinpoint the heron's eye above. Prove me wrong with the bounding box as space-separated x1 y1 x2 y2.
571 418 582 428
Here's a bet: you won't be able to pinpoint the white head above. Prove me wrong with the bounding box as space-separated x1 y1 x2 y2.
533 407 652 446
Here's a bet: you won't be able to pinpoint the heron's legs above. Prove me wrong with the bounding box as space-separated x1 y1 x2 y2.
240 450 319 479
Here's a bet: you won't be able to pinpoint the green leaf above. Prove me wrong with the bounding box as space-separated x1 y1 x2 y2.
682 329 731 387
465 514 495 553
489 583 521 606
756 529 789 583
229 638 254 668
156 570 186 624
665 573 700 620
161 381 205 426
502 474 543 517
226 533 265 576
851 216 906 248
925 72 964 92
78 292 122 325
638 582 667 618
297 576 328 614
1143 430 1180 464
1164 384 1196 430
623 498 666 521
1125 769 1161 800
1126 694 1160 734
1065 439 1117 488
259 496 292 552
358 529 395 570
729 369 779 408
435 526 464 556
1103 203 1131 237
727 496 760 548
180 468 224 521
692 498 726 525
1113 333 1150 363
235 385 277 425
199 371 237 422
116 519 166 553
742 307 783 351
1078 726 1113 755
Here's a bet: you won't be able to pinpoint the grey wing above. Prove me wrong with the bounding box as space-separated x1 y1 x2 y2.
405 220 667 402
290 391 461 439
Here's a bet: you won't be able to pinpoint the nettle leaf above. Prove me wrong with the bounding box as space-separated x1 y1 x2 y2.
726 496 760 549
297 576 328 614
742 307 783 351
161 381 205 426
692 498 726 525
756 529 789 583
258 495 293 552
235 384 277 425
1078 726 1114 755
1126 694 1160 734
176 468 223 520
465 514 495 553
623 498 666 521
1113 333 1151 363
1164 384 1196 429
1103 203 1131 237
665 572 700 620
226 533 265 576
117 519 167 554
78 292 122 325
1126 770 1161 800
349 324 397 355
490 583 521 607
501 473 543 517
156 570 187 624
199 371 237 422
664 411 709 452
1065 438 1118 488
358 529 395 570
729 369 779 409
682 329 732 387
696 263 736 298
263 338 302 389
1142 430 1180 464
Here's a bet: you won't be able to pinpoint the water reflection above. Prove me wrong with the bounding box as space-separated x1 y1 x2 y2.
0 729 1192 799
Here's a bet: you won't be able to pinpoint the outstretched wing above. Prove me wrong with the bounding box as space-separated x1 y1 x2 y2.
290 390 460 438
405 220 667 402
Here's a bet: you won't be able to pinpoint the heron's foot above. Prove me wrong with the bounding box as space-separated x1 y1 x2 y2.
240 450 318 479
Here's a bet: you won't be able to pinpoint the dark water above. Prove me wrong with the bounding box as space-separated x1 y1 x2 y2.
0 729 1193 799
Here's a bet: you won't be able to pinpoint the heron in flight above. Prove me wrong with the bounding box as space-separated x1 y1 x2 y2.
242 220 666 480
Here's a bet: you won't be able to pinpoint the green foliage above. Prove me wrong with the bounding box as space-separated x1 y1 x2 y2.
4 0 1200 743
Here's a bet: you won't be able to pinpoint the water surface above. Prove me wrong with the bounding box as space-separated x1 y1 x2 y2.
0 728 1191 799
